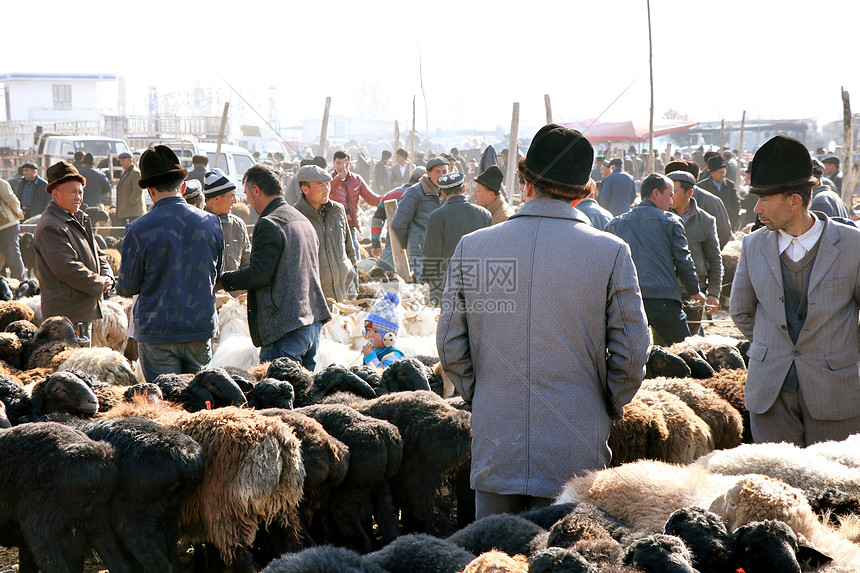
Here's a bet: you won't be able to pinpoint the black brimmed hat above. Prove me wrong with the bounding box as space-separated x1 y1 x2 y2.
46 161 87 193
707 155 727 172
138 145 188 189
749 135 815 195
474 165 504 193
518 123 593 199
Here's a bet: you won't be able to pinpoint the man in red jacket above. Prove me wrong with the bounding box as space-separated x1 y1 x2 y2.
330 150 380 258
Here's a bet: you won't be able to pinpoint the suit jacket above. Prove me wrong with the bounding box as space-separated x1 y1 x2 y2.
692 186 732 249
115 166 145 219
389 162 409 188
698 177 739 231
437 198 648 498
79 166 111 208
731 214 860 419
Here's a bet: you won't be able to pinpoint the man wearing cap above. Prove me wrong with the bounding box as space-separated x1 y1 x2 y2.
79 153 111 208
331 150 381 257
438 124 649 519
117 146 223 383
390 156 448 281
374 150 391 194
606 173 706 345
698 155 740 230
422 173 492 305
668 170 722 336
294 164 358 302
590 155 606 187
221 165 330 368
34 162 115 341
15 162 49 220
473 166 515 225
821 156 843 193
576 185 613 231
665 160 732 249
183 180 205 209
370 166 425 271
598 158 636 216
115 152 145 226
731 135 860 446
186 155 209 188
389 148 410 188
204 168 251 281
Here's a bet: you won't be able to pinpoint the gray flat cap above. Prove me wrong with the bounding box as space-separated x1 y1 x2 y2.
296 165 332 183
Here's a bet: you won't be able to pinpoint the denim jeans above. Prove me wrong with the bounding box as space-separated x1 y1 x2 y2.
350 228 361 260
138 339 211 383
260 321 323 371
643 298 690 346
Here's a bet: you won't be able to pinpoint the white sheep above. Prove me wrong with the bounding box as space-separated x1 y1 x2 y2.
57 347 137 386
17 295 42 326
91 299 129 354
209 299 259 371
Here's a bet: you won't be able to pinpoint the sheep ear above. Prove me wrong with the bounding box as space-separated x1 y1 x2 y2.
796 544 832 569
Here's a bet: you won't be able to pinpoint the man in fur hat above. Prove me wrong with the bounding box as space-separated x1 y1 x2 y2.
438 124 649 519
117 145 223 383
731 135 860 446
34 161 114 342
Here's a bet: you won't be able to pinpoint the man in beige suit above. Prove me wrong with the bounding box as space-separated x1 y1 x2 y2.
731 135 860 446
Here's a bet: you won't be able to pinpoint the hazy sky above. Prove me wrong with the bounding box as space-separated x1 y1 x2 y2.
5 0 860 135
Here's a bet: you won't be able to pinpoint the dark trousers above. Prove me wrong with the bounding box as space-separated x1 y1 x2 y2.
0 223 24 280
260 321 323 371
474 490 553 520
643 298 690 346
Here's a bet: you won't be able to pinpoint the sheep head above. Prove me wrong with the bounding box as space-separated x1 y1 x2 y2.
33 371 99 417
733 520 831 573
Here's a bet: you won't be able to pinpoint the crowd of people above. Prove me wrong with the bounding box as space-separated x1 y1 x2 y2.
4 124 860 521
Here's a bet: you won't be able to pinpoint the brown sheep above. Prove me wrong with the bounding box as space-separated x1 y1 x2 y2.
249 361 271 381
103 248 122 276
0 301 35 331
104 401 305 571
0 332 23 368
636 389 714 464
608 397 670 466
699 369 751 444
641 378 743 450
463 551 529 573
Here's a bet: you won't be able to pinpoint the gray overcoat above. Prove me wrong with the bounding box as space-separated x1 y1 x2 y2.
437 198 649 499
731 213 860 420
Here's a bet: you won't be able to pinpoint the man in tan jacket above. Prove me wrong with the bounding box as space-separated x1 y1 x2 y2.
115 151 145 226
34 162 114 340
473 165 515 224
0 177 25 279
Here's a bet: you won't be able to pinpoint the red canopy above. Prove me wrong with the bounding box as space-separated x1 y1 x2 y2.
562 120 699 143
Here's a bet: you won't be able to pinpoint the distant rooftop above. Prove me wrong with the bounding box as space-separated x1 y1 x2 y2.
0 73 116 82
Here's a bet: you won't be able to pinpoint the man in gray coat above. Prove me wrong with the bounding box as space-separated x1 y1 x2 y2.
437 124 649 518
731 135 860 446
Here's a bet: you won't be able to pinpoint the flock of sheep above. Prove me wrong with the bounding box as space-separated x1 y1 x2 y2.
2 239 860 572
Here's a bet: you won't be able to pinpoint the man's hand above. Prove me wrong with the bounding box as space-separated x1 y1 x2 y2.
371 248 382 259
705 295 720 314
101 276 114 294
691 292 707 307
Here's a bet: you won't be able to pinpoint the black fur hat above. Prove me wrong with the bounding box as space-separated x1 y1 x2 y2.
749 135 815 195
138 145 187 189
517 123 593 198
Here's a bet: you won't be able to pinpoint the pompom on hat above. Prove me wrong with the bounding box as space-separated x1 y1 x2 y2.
366 292 403 338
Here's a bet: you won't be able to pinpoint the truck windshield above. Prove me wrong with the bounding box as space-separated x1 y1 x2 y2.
74 141 130 156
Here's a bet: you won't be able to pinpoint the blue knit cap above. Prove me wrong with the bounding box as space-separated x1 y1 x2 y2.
366 292 403 336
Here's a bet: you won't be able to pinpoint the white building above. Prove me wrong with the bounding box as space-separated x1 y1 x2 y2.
0 72 117 123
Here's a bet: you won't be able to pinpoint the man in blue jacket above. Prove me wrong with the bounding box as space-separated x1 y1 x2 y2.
117 145 224 383
606 173 706 344
598 158 637 216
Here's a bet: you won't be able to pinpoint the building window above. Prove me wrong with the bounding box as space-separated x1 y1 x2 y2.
52 85 71 110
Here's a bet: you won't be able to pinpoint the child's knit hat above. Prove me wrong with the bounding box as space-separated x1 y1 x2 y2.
366 292 403 336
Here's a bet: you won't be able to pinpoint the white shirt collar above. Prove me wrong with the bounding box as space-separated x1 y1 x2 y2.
778 215 823 259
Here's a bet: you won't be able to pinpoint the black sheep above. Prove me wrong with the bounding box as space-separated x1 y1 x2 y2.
15 278 40 299
362 533 475 573
349 364 382 390
677 349 714 379
645 346 691 379
0 375 39 424
663 506 734 573
247 379 295 410
623 534 697 573
19 231 35 277
705 345 746 371
0 277 12 301
31 371 100 417
190 368 248 408
734 520 831 573
0 400 9 428
529 547 597 573
736 340 751 367
299 403 403 553
123 383 163 403
519 502 580 530
268 358 375 405
355 391 473 537
261 545 374 573
448 513 546 558
546 513 623 566
0 422 123 573
74 416 206 573
379 357 432 394
155 373 215 412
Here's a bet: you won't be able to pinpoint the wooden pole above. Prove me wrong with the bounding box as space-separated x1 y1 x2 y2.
737 111 746 187
408 96 416 176
318 96 331 159
646 0 655 175
506 102 520 196
394 120 400 153
841 88 859 207
213 102 229 170
544 94 552 124
384 200 411 280
719 119 725 150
